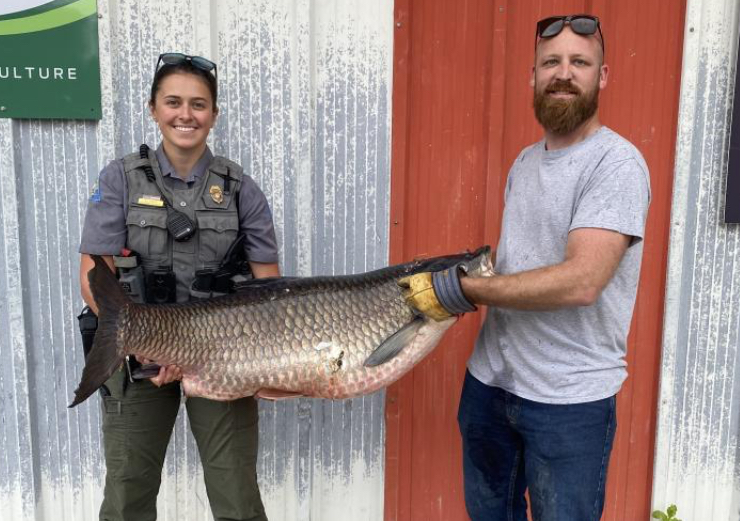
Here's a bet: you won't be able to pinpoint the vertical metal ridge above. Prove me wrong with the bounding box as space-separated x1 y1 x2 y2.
653 0 740 518
0 119 36 521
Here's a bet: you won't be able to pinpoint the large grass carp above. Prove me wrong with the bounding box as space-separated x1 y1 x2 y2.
70 247 493 407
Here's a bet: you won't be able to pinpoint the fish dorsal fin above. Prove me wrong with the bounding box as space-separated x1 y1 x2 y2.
363 317 424 367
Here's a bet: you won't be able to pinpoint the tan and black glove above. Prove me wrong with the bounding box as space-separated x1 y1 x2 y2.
398 266 476 321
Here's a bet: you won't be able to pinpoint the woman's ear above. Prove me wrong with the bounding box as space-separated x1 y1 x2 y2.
148 101 157 122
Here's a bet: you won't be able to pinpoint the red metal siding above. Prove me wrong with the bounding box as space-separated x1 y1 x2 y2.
385 1 686 520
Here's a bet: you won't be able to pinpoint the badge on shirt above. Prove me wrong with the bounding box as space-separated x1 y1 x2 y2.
137 195 164 207
209 185 224 204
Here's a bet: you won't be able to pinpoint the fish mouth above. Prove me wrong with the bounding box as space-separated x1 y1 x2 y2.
459 246 494 277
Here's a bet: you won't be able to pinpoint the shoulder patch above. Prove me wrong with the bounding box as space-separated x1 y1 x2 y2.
89 180 101 203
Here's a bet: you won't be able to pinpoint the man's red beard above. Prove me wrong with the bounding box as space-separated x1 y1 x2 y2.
533 79 599 135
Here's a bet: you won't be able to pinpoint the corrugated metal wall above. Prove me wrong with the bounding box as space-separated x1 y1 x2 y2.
652 0 740 519
0 1 393 520
385 0 686 519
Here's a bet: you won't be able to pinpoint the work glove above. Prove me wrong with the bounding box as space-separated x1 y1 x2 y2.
398 265 476 321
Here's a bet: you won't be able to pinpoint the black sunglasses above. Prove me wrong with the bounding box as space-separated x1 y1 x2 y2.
155 52 218 82
535 15 604 53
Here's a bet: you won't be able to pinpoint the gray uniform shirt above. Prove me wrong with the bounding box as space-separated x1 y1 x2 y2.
80 144 279 264
467 126 651 404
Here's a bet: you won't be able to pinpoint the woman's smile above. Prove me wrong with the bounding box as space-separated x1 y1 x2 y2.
149 72 217 159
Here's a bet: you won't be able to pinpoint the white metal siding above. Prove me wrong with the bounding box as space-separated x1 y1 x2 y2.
653 0 740 518
0 1 393 520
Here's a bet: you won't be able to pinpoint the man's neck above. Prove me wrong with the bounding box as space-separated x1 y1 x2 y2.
544 116 602 151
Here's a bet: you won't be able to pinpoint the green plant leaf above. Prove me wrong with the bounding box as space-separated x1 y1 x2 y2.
667 505 677 517
651 511 668 521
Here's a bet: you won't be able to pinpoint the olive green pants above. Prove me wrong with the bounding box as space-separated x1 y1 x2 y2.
99 369 266 521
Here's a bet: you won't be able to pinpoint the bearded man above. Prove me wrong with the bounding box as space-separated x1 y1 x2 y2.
400 15 651 521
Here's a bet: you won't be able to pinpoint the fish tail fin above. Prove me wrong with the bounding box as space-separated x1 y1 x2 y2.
69 255 129 408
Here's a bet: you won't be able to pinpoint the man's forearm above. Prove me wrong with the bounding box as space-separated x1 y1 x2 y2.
463 228 632 311
460 259 604 311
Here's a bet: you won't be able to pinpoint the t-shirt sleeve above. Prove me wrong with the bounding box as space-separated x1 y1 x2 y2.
570 157 651 243
79 160 128 255
238 175 279 264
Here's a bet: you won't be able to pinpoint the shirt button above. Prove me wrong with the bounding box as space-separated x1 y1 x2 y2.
217 225 223 231
140 220 146 226
179 201 187 207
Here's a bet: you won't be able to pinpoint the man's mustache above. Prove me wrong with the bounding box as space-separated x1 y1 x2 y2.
545 80 581 95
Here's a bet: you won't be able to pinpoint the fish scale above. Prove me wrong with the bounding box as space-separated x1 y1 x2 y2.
70 246 493 407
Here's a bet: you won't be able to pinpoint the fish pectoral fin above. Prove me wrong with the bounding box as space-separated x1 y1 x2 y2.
363 317 424 367
256 388 305 401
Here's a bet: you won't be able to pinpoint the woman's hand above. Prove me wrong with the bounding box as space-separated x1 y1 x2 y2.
141 357 182 386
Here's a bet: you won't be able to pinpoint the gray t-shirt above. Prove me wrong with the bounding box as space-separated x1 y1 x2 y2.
467 127 651 404
79 144 279 264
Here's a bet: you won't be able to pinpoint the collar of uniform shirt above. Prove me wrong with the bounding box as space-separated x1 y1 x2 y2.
155 143 214 185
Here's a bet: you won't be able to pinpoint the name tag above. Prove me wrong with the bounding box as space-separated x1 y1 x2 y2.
137 195 164 207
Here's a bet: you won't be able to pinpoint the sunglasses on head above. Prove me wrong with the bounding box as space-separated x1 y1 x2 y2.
535 15 604 53
155 52 218 81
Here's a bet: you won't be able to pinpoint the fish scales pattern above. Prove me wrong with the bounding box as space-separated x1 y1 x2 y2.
121 276 413 400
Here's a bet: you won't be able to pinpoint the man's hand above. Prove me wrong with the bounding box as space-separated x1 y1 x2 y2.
398 272 453 321
398 267 477 321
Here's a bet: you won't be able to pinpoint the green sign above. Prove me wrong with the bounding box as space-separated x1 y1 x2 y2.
0 0 102 119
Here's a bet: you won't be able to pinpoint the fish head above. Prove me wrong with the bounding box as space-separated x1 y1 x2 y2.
406 245 494 278
337 246 495 399
456 246 495 279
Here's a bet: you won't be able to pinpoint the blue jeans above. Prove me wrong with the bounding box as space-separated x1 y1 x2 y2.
457 371 616 521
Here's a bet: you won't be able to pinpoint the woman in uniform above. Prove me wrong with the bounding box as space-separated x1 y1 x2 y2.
79 53 279 521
